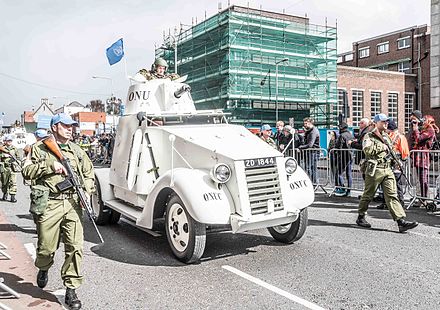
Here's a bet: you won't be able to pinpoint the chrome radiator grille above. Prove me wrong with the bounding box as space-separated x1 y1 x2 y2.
244 165 283 215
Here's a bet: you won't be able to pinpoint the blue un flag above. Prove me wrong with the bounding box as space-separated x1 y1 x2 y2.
106 38 124 65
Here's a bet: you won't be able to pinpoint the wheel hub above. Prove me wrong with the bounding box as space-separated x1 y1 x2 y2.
168 203 190 252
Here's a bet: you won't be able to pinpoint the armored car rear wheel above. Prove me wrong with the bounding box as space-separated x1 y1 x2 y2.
268 208 308 243
91 178 111 225
165 194 206 264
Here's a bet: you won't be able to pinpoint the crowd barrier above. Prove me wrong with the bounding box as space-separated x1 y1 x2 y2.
283 146 439 212
407 150 440 211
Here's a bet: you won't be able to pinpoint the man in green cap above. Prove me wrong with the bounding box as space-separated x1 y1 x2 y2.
22 113 95 310
136 57 180 81
356 113 418 233
0 134 20 202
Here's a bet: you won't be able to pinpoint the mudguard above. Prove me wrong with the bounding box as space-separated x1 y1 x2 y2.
94 168 115 202
282 166 315 211
137 168 234 228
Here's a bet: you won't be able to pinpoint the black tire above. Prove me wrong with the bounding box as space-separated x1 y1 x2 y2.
426 202 437 212
91 178 110 225
268 208 308 243
165 194 206 264
109 209 121 224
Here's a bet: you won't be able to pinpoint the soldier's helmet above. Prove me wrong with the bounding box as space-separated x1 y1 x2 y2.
153 57 168 73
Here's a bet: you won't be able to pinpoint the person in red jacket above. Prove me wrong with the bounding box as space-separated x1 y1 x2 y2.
411 115 439 205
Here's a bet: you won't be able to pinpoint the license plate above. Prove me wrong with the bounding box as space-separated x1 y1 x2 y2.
244 157 276 168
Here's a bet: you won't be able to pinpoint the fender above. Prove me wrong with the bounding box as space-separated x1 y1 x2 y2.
94 168 115 202
282 167 314 210
136 168 234 229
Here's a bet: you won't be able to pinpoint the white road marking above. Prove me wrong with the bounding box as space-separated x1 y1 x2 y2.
222 265 327 310
23 243 36 261
314 200 359 207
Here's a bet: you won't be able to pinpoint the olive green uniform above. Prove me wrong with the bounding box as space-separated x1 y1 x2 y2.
0 145 20 195
22 141 95 289
358 129 406 220
138 69 180 81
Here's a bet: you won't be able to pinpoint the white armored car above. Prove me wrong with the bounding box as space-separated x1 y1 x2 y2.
92 77 314 263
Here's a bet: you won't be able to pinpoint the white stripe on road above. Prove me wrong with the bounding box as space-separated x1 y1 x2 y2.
24 243 36 261
222 265 327 310
314 200 359 207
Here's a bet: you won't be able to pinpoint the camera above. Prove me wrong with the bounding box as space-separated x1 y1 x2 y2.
411 120 419 125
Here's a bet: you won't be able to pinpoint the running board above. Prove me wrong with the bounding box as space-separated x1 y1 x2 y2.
104 199 162 237
105 199 142 221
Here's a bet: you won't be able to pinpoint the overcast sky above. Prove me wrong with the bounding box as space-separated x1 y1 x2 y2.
0 0 431 124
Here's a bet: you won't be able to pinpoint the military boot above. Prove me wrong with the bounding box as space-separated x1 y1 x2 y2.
356 215 371 228
1 193 7 201
65 288 82 310
10 195 17 203
397 219 418 233
37 270 48 288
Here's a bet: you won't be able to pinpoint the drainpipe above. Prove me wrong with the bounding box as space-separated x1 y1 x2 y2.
355 42 359 67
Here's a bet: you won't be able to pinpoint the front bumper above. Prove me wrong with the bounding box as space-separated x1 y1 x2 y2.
230 208 300 233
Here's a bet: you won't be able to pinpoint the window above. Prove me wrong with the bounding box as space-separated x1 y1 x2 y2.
359 47 370 58
398 61 411 73
388 93 398 121
352 90 364 127
337 89 345 117
375 64 389 71
405 93 415 131
398 37 411 49
370 92 381 117
345 53 354 61
377 42 389 54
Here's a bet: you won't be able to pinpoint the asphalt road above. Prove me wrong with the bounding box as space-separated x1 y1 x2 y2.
1 176 440 310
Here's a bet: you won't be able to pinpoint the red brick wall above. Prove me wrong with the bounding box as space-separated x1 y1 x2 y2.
337 66 407 133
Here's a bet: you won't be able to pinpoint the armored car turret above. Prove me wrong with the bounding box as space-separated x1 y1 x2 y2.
92 77 314 263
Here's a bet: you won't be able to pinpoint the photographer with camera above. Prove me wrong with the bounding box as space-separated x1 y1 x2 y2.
407 110 423 151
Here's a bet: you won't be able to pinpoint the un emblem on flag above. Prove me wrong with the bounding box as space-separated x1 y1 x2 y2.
113 46 123 57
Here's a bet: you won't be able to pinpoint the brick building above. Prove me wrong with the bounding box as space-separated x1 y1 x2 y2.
337 66 413 133
71 112 106 136
338 25 436 126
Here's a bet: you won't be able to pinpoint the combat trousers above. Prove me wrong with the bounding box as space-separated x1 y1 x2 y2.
0 167 17 195
35 197 84 289
358 167 406 220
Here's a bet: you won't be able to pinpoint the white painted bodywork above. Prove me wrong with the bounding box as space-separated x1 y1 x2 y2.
95 78 314 233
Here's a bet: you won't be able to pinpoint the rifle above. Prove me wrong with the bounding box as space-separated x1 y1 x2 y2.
0 145 21 171
373 130 408 183
42 135 104 243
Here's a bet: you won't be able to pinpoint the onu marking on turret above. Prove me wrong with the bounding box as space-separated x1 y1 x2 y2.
128 90 151 102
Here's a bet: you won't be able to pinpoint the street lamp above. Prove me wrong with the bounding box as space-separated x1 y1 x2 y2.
275 58 289 122
92 76 114 113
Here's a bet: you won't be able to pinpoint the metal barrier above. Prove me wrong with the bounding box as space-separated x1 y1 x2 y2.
286 148 329 192
326 148 365 196
407 150 440 211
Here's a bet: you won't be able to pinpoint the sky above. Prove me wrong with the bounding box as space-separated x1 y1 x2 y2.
0 0 431 125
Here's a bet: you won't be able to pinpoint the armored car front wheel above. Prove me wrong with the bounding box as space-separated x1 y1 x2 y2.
268 208 308 243
91 178 111 225
165 194 206 263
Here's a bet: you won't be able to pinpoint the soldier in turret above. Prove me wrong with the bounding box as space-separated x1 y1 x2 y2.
136 57 180 81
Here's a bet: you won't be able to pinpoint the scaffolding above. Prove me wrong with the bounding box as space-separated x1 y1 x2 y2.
157 5 337 127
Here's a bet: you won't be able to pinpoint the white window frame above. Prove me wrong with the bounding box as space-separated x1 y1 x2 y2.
345 53 354 61
359 47 370 59
352 90 364 127
404 93 415 131
397 36 411 49
398 61 411 73
370 91 381 117
388 92 398 121
377 41 389 54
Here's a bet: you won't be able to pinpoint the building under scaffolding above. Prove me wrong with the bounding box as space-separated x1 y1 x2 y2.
157 5 337 127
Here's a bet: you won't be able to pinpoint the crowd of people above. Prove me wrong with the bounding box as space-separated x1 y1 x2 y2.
258 110 440 232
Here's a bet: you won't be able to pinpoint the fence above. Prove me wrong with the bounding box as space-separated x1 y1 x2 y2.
282 147 440 212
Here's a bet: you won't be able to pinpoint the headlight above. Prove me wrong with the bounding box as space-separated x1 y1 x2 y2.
285 158 297 175
211 163 231 183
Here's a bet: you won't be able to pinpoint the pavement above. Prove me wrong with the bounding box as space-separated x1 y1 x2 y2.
0 209 62 310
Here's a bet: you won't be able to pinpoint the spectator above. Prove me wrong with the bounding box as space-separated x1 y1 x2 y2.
411 115 439 206
298 117 320 184
278 125 294 154
273 120 284 148
260 124 277 149
407 110 423 151
328 130 341 192
349 117 372 166
335 122 354 196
